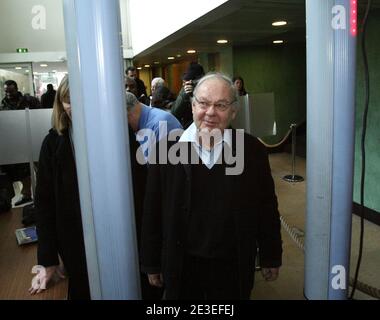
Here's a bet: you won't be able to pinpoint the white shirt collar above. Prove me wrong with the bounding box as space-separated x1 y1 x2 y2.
179 122 233 169
179 122 232 146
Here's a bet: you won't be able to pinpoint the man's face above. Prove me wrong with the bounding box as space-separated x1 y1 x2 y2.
127 70 137 79
126 79 138 97
4 84 18 100
192 78 236 132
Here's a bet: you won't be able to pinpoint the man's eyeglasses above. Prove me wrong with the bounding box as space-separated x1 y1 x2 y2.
193 96 236 112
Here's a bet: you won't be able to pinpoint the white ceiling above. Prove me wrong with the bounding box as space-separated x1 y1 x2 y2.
133 0 380 67
1 0 379 68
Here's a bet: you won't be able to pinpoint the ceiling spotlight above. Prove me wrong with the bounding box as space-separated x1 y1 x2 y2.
25 70 30 73
273 40 284 44
168 56 175 60
144 64 150 68
217 39 228 44
176 54 182 58
154 61 160 64
137 67 142 70
15 67 22 70
272 21 287 26
187 50 196 54
40 64 48 67
52 70 57 73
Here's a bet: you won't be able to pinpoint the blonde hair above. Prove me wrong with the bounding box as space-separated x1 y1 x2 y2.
52 74 71 135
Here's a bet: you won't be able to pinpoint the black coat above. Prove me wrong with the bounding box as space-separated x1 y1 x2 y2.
35 128 90 299
141 132 282 299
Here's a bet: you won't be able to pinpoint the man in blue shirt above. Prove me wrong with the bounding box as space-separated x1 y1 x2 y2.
125 92 182 162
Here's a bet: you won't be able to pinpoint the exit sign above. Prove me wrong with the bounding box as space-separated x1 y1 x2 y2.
16 48 28 53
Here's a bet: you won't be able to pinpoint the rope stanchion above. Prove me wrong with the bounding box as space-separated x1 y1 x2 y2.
283 123 304 182
257 128 292 148
279 215 380 300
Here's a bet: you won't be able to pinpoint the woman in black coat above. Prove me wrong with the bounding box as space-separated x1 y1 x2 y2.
30 75 90 299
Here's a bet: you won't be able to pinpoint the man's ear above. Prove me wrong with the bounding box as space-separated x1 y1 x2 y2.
230 108 237 121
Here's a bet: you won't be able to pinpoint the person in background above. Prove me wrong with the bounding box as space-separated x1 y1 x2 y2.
171 62 205 129
125 91 182 148
126 76 139 98
141 73 282 300
1 80 41 110
232 76 247 96
150 77 166 106
0 80 40 206
41 84 56 108
30 75 90 299
151 77 165 95
125 91 181 299
151 86 174 111
126 66 149 105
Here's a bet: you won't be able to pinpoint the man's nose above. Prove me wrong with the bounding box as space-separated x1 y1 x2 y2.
205 105 217 115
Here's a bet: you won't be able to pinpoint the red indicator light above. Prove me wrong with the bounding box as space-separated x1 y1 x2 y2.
350 0 357 36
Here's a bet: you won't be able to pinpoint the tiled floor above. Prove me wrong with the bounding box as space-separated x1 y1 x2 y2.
251 152 380 300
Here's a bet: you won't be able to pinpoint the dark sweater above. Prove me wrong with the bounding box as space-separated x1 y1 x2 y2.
187 162 236 259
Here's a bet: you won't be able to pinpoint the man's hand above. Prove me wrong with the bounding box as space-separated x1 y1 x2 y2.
183 80 194 95
261 267 280 281
148 273 164 288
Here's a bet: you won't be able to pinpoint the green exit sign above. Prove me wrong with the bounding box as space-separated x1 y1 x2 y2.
16 48 28 53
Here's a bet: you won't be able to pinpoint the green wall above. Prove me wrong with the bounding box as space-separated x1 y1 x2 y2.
354 10 380 213
233 44 306 145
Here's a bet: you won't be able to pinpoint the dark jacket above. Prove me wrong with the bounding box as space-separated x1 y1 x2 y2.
171 87 193 129
41 90 56 108
34 128 90 299
0 92 41 110
141 132 282 299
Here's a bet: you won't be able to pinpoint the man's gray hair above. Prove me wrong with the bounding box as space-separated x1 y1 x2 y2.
151 77 165 87
125 91 139 110
192 72 239 109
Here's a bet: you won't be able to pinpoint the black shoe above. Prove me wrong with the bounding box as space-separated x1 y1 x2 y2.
14 197 33 206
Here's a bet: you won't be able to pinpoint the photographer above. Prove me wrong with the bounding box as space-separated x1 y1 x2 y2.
171 62 204 128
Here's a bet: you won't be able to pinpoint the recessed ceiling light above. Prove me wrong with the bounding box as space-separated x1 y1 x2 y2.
272 21 287 26
25 70 30 73
176 54 182 58
154 61 160 64
273 40 284 44
137 67 142 70
52 70 57 73
217 39 228 44
187 50 196 54
144 64 150 68
168 56 175 60
40 64 48 67
15 67 22 70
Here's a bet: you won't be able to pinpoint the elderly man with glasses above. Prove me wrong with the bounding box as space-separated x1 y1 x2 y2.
141 73 282 300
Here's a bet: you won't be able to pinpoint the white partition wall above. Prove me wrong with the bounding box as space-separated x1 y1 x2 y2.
231 93 276 138
0 109 52 165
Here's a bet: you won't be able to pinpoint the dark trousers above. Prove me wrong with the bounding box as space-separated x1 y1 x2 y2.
178 255 245 300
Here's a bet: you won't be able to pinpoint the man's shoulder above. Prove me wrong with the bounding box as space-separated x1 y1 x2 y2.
151 106 180 122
